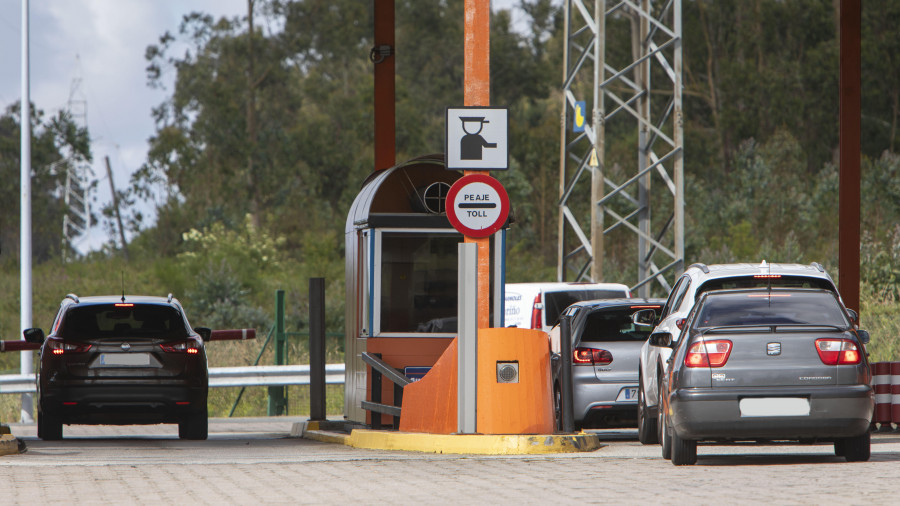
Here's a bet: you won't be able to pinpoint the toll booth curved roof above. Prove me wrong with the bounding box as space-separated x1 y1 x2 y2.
346 154 463 232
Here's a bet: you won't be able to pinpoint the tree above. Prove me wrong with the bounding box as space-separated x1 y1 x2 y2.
0 103 92 263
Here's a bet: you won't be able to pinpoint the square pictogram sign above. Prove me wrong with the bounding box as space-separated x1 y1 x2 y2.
445 107 509 170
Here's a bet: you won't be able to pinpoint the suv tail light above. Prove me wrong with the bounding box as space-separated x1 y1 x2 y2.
160 339 202 354
815 339 860 365
573 347 613 365
685 340 732 368
46 338 92 355
530 293 542 329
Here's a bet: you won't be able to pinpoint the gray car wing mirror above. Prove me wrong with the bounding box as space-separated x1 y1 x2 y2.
648 331 673 348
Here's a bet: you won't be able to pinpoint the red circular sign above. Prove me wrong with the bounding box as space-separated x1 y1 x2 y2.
446 174 510 238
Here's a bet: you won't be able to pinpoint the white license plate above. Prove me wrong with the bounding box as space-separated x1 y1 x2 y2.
739 397 810 417
98 353 151 366
616 387 639 402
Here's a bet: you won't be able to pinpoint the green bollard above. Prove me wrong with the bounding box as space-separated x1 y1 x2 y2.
267 289 287 416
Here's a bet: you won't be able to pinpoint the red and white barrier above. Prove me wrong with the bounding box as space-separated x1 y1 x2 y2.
892 362 900 429
0 340 41 352
873 362 893 429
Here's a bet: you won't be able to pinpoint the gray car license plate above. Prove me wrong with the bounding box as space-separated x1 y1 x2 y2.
739 397 810 417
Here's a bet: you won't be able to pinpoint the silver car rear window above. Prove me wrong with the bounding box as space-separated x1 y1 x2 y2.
580 307 659 342
544 290 628 328
695 291 848 328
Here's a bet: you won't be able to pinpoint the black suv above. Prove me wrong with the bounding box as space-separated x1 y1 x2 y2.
24 294 211 440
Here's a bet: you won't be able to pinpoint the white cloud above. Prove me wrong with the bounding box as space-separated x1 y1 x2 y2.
0 0 245 254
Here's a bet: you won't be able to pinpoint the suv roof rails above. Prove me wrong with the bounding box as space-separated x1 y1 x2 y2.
167 293 174 303
66 293 80 303
688 263 709 274
811 262 825 272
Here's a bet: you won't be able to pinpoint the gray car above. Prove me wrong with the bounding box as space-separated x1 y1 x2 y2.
551 298 664 429
655 288 873 465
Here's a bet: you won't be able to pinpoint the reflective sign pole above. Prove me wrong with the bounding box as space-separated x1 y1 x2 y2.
458 243 478 434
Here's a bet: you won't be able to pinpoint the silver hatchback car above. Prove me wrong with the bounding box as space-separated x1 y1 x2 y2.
551 298 664 429
656 288 873 465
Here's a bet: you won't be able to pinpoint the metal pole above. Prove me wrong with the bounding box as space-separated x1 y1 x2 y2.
838 0 861 313
458 243 478 434
104 156 129 260
267 289 286 415
309 278 326 421
20 0 34 424
560 314 575 433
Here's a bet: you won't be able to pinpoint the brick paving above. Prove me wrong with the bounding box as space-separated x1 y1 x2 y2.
2 419 899 504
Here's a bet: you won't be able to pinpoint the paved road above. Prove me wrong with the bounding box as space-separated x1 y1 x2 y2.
2 419 899 504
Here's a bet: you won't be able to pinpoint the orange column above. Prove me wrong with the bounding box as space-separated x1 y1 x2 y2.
464 0 491 329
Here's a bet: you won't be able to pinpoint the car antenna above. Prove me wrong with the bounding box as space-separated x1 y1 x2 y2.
121 271 126 303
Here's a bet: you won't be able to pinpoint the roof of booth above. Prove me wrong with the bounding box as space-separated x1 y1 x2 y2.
346 154 462 231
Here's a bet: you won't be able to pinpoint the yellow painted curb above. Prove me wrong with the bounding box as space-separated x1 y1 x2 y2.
303 428 602 455
1 434 20 456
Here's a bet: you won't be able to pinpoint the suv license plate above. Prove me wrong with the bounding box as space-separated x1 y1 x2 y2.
616 387 638 402
99 353 151 366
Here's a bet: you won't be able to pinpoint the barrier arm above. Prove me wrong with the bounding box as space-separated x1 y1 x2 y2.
209 329 257 341
0 341 41 352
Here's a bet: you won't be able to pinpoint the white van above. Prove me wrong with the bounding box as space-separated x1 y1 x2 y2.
504 282 632 333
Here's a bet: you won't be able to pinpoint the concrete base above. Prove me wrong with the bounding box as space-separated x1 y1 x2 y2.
293 420 604 455
1 434 21 456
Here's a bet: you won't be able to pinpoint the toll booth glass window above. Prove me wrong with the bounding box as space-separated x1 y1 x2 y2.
380 233 458 333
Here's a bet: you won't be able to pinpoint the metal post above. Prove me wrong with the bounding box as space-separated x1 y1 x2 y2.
458 242 478 434
309 278 326 421
20 0 34 424
838 0 861 314
560 315 575 433
371 353 383 430
267 289 286 415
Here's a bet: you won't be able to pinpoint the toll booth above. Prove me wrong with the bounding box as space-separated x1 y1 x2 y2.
344 154 507 424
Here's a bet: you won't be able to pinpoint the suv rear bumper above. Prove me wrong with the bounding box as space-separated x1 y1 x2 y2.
669 384 873 440
40 384 207 424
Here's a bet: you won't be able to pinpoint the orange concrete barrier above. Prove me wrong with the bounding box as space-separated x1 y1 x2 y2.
398 339 458 434
398 328 554 435
477 328 554 435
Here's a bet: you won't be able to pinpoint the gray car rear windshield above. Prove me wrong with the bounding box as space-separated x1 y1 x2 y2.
694 291 849 328
545 290 628 328
580 307 660 343
60 304 189 341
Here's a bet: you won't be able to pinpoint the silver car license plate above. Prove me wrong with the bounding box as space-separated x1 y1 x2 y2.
615 387 638 402
98 353 150 366
739 397 810 417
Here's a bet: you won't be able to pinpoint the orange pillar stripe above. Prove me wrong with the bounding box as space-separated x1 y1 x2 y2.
464 0 491 329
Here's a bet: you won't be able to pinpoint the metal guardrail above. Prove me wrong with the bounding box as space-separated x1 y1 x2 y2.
0 364 346 395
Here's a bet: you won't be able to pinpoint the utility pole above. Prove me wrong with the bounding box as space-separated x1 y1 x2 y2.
105 156 129 260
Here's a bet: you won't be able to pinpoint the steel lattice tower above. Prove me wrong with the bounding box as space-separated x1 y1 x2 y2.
557 0 683 297
61 77 93 260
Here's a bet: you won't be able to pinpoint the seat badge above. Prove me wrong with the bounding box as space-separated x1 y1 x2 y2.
767 342 781 356
121 342 131 352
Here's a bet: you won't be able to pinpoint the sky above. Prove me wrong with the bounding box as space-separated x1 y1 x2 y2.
0 0 523 255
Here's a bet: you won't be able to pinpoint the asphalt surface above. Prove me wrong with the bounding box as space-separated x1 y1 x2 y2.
2 418 900 504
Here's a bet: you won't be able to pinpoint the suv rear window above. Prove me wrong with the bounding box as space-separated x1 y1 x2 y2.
694 291 848 328
580 307 659 342
698 275 834 294
61 304 189 341
544 289 628 328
